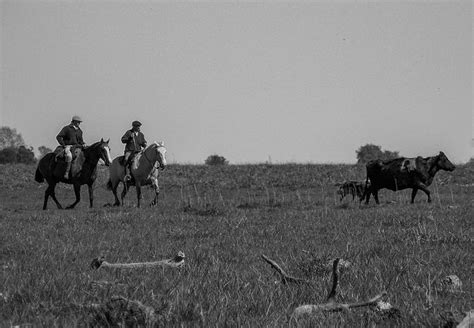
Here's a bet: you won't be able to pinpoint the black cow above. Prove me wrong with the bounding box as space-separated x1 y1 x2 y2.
363 151 455 204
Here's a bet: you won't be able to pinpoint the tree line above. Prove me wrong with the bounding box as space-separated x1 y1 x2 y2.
0 126 51 164
1 125 400 165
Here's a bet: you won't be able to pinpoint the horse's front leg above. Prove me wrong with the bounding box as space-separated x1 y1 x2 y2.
136 182 142 208
88 183 94 208
150 178 160 206
66 183 81 209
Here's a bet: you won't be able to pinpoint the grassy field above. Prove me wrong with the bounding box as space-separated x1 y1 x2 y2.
0 162 472 327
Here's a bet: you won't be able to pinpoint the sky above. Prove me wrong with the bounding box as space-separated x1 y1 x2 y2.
1 0 472 164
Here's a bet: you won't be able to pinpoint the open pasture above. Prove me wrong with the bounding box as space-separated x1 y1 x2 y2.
1 163 473 327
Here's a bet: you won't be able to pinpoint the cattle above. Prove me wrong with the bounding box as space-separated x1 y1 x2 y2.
335 180 368 202
363 151 455 204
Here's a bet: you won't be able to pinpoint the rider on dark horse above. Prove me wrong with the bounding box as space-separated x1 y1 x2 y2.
56 115 86 179
121 120 147 182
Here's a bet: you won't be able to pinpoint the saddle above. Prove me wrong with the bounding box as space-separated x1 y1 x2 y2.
120 151 142 170
54 145 81 161
53 146 85 178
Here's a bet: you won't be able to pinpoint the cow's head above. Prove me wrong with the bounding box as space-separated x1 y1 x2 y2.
437 151 455 172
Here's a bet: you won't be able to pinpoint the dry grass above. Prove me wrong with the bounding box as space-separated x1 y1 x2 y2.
0 162 472 327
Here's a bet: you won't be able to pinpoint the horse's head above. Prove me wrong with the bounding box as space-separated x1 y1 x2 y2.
97 138 112 166
153 141 167 170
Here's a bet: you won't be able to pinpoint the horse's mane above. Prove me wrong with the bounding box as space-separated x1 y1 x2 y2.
88 141 102 148
144 141 165 151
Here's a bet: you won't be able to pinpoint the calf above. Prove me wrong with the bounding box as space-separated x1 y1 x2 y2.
335 180 367 202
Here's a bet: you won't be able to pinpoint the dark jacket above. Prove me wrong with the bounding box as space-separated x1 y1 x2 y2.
121 130 147 153
56 124 85 146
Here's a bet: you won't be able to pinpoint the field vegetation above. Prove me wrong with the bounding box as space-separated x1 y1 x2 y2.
0 162 472 327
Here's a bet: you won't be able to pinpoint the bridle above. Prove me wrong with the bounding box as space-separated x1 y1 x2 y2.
142 145 164 167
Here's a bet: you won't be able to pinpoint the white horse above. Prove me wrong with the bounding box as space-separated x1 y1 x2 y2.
107 142 167 207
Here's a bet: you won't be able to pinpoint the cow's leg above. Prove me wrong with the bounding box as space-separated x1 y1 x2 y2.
136 182 142 208
88 183 94 208
373 190 380 204
150 178 160 206
364 187 371 204
417 184 431 203
410 188 418 204
66 184 81 209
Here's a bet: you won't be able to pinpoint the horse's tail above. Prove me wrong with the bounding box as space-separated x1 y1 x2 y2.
35 167 44 183
106 179 112 190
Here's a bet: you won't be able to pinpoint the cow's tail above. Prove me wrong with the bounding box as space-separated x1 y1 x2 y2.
106 179 113 190
35 167 44 183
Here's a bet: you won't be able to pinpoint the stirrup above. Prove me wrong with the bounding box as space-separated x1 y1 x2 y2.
124 174 131 182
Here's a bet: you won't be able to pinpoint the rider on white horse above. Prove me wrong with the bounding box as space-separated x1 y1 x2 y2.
121 120 147 182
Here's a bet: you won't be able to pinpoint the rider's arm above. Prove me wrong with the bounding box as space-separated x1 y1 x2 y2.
77 130 85 145
140 134 147 148
121 130 132 144
56 127 67 146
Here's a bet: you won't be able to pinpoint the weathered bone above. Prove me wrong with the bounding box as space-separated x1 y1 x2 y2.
261 254 308 284
293 292 387 317
292 257 388 318
90 251 185 270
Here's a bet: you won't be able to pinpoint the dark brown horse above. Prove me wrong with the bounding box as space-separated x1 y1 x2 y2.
35 139 112 210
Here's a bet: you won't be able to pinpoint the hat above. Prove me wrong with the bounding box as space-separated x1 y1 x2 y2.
132 120 142 127
72 115 82 122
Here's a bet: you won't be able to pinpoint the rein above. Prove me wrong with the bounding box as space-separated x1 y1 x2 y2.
142 146 161 166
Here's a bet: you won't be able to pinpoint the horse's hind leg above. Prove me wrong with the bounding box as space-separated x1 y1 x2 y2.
45 182 62 210
88 183 94 208
43 187 50 210
120 182 129 206
111 181 121 206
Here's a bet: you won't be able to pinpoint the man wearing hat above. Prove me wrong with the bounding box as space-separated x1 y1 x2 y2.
56 115 86 179
121 120 147 181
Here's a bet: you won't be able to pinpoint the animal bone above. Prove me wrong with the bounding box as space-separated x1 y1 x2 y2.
293 292 387 316
90 251 185 270
292 258 389 318
261 254 308 284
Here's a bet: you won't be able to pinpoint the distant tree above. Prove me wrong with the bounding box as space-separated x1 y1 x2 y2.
0 147 18 164
356 144 399 164
205 154 229 166
17 145 36 164
38 145 53 158
0 126 25 150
